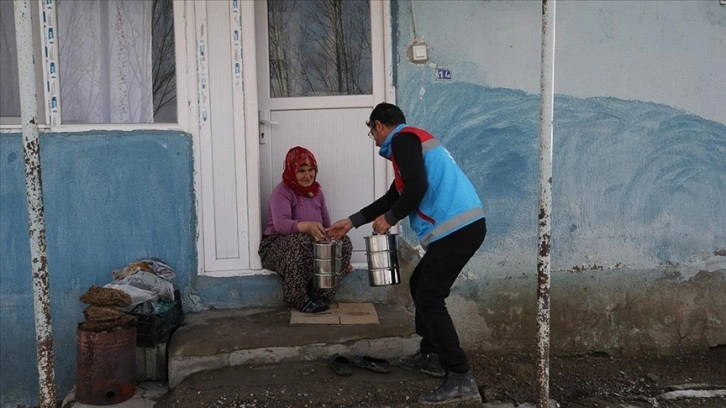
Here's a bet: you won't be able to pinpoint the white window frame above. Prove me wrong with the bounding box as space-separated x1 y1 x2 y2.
0 0 191 134
0 1 45 129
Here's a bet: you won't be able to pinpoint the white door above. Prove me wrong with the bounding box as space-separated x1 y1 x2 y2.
255 0 389 264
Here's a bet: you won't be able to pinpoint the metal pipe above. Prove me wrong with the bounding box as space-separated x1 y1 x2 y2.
13 1 57 407
536 0 556 407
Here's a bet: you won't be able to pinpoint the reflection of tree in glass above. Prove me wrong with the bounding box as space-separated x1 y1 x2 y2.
151 0 176 118
268 0 297 97
268 0 371 98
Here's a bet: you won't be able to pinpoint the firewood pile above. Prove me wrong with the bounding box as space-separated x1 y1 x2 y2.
78 286 136 332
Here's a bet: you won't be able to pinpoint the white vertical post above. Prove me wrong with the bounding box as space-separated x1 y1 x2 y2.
14 1 57 407
536 0 556 407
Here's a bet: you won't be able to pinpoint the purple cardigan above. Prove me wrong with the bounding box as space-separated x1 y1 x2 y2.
263 182 331 235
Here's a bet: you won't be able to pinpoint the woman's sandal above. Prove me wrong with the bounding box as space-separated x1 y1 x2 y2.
300 300 329 314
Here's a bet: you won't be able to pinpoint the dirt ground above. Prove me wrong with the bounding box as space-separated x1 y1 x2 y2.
156 345 726 408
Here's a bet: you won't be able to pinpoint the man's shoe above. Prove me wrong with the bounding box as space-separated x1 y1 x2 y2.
419 371 481 405
328 354 353 376
398 351 446 377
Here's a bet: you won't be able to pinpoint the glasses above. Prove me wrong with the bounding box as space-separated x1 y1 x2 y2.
366 121 375 140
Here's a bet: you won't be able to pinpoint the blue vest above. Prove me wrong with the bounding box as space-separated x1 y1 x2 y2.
380 125 485 248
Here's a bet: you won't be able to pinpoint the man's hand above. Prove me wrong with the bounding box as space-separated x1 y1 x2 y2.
372 214 392 235
298 221 327 241
326 218 353 240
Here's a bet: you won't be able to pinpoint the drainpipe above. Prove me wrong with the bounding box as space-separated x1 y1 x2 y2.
536 1 556 408
14 1 57 407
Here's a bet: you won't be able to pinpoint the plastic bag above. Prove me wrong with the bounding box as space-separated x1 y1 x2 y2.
103 283 159 313
114 271 175 302
112 257 176 282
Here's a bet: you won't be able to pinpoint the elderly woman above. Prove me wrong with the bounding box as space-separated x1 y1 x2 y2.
259 146 353 313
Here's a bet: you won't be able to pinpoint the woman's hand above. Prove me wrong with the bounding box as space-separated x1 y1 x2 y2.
326 218 353 240
298 221 327 241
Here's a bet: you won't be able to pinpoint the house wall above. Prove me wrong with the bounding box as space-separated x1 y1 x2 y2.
390 0 726 354
0 131 195 407
2 1 725 406
0 130 386 407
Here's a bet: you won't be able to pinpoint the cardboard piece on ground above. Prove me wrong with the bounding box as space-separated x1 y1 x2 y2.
289 309 339 325
338 302 379 325
290 303 379 326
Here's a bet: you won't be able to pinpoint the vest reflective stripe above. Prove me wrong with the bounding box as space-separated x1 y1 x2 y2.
420 207 485 249
421 138 439 153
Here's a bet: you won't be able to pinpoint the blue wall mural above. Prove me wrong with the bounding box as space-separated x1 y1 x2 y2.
388 0 725 361
398 81 726 275
0 132 196 407
392 0 726 278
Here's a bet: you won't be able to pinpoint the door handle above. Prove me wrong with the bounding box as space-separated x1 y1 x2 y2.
258 110 279 125
258 111 278 145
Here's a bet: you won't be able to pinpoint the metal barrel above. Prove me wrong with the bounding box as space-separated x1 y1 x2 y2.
76 324 137 405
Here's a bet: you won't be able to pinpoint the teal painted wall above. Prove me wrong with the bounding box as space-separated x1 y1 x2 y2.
389 0 726 355
0 131 196 407
391 0 726 271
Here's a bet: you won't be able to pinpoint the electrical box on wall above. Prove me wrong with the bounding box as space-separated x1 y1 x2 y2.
412 44 427 61
408 41 429 64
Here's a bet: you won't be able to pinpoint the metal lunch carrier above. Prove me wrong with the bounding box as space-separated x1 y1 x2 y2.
363 232 401 287
312 240 343 289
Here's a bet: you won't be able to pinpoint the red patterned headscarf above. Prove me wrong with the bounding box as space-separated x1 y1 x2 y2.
282 146 321 197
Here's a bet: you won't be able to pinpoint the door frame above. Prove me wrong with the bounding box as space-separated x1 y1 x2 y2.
194 0 394 276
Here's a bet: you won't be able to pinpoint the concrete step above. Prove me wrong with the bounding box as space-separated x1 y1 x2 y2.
167 303 419 388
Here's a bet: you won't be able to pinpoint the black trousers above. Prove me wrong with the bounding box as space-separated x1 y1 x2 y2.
410 218 487 374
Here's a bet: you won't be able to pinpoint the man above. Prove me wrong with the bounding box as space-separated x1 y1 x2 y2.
327 103 487 405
